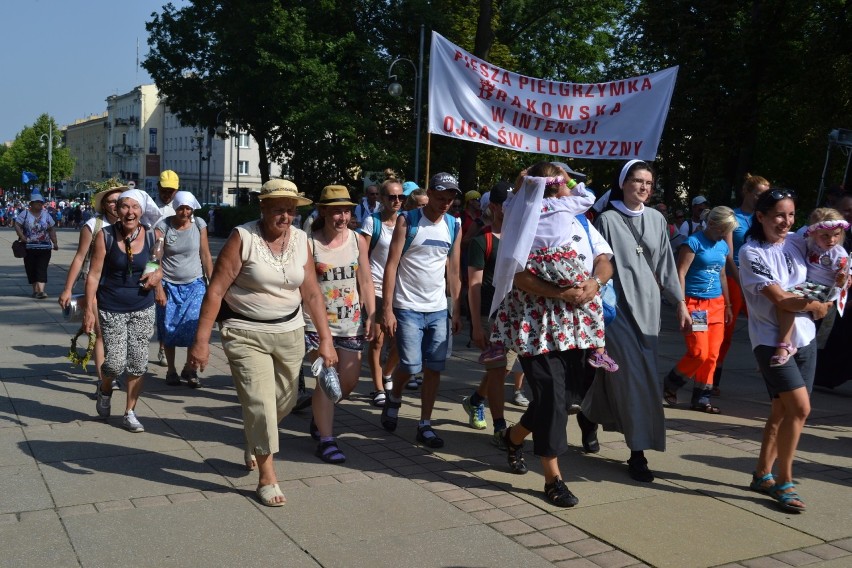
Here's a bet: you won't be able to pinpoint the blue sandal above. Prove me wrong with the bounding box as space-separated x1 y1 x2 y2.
749 471 775 495
771 482 806 513
316 439 346 464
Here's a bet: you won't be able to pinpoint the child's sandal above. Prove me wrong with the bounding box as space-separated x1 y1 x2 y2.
769 342 797 367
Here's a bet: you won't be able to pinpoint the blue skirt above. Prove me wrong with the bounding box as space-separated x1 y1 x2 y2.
157 278 206 347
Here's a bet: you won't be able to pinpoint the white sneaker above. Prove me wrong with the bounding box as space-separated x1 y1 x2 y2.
512 389 530 407
96 387 112 418
123 410 145 433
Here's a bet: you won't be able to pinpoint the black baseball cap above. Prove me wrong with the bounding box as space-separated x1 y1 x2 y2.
489 181 511 205
429 172 461 194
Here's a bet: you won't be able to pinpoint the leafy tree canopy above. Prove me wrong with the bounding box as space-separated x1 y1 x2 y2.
0 114 73 193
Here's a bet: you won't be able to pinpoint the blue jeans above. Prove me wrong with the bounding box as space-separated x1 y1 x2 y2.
394 309 449 374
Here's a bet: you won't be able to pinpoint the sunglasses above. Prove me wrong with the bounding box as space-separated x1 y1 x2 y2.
385 194 404 201
768 189 797 200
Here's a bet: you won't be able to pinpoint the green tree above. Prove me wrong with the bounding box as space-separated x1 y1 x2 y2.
145 0 395 198
0 114 74 194
612 0 851 209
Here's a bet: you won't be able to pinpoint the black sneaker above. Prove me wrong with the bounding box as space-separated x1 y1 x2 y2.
627 455 655 482
544 477 579 507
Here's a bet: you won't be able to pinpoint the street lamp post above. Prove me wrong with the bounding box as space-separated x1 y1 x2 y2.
387 23 425 184
192 129 206 202
214 109 229 206
39 122 60 199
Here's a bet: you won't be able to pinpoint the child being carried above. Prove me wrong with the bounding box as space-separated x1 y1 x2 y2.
772 208 850 366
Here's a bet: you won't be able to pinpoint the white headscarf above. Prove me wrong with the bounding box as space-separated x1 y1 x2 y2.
489 176 547 316
118 189 162 228
618 159 645 188
172 191 201 211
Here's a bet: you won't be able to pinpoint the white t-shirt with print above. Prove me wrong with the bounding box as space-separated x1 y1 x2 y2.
738 237 815 350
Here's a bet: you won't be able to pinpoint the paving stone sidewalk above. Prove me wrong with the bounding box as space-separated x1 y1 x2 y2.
1 228 850 568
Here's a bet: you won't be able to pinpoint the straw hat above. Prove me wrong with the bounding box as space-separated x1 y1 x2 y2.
92 186 127 214
318 185 357 207
258 179 312 206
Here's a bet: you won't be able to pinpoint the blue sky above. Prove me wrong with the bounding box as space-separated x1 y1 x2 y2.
0 0 185 142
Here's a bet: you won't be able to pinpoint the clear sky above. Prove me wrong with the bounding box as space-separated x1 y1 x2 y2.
0 0 185 142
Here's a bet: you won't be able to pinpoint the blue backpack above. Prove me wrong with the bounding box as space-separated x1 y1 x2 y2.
367 212 383 255
401 208 458 255
575 214 617 325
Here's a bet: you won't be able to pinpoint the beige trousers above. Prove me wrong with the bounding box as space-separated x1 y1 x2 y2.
220 326 305 456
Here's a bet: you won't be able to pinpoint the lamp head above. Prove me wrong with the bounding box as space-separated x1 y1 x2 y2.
388 82 403 97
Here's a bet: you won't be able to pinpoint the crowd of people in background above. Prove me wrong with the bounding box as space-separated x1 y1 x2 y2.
9 161 851 516
2 196 100 229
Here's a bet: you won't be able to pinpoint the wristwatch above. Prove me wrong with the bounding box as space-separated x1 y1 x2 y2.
593 276 605 288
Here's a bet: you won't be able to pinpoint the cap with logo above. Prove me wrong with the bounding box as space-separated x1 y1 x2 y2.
429 172 461 194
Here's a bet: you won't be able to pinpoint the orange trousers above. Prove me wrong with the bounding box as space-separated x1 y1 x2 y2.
718 274 747 366
675 295 726 386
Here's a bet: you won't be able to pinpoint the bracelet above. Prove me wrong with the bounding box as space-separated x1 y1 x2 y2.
592 276 604 288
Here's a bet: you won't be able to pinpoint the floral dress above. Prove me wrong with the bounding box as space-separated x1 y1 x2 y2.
492 211 606 357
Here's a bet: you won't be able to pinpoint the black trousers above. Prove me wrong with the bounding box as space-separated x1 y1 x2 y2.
518 349 586 457
23 248 51 284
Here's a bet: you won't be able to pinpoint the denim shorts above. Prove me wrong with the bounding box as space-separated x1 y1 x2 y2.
394 308 449 374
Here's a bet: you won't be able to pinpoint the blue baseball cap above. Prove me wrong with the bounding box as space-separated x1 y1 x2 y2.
402 181 419 196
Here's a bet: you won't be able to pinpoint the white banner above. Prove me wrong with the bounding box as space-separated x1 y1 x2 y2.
428 32 678 160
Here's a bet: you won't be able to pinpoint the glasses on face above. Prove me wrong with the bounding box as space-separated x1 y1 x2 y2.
768 189 797 201
385 194 404 202
628 178 654 188
367 192 379 197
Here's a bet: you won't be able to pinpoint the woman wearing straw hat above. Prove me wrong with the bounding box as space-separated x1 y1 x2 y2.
306 184 375 463
14 191 59 299
59 184 124 389
153 191 214 388
188 179 336 507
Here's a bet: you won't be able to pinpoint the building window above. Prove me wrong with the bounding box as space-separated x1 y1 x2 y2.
238 160 249 175
238 133 250 148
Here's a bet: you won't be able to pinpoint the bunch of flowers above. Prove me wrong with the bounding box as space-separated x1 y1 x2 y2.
67 329 97 371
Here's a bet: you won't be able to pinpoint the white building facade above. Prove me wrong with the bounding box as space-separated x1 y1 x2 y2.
105 84 163 192
161 107 282 206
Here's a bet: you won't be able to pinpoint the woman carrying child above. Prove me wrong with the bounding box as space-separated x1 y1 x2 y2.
491 161 614 507
771 208 849 366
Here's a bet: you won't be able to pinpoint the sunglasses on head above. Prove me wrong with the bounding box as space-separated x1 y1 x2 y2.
768 189 797 201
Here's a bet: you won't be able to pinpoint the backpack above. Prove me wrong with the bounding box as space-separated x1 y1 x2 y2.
575 214 617 325
401 208 458 255
101 224 157 263
79 216 104 281
368 212 383 255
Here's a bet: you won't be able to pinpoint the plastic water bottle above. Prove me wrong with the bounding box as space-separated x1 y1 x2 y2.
140 237 164 286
